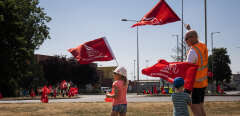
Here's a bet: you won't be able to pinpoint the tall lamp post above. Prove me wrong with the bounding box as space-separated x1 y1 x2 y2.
181 0 184 61
172 34 179 61
133 59 136 81
121 19 140 94
205 0 208 46
210 32 220 80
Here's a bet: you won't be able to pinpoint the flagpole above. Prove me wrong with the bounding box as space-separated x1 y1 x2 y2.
115 59 119 67
181 0 184 62
204 0 208 46
121 19 140 95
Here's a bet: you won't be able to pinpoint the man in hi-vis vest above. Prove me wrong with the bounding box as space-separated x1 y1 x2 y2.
185 25 208 116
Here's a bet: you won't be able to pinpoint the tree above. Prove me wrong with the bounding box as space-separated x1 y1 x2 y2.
40 55 100 89
171 41 188 61
208 48 232 92
0 0 51 96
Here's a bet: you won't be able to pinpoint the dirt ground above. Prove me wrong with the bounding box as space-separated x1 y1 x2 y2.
0 102 239 116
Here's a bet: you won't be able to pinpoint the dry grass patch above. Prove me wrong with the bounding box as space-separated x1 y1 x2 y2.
0 102 239 116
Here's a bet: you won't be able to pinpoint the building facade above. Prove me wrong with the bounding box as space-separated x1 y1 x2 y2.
97 66 117 87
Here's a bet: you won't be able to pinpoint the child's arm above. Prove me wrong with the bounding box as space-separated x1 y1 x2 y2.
186 94 192 106
106 86 119 98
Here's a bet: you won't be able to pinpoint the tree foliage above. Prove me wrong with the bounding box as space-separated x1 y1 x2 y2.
40 56 99 89
208 48 232 85
0 0 51 96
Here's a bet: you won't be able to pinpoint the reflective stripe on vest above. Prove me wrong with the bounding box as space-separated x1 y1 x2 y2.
193 45 208 82
196 76 208 82
197 64 208 71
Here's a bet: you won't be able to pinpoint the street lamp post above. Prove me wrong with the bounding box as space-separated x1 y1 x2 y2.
210 32 220 81
205 0 208 46
133 59 136 81
121 19 140 94
172 34 179 61
181 0 184 62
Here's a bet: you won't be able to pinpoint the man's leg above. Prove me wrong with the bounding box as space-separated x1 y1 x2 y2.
200 103 206 116
191 104 203 116
200 87 206 116
191 88 204 116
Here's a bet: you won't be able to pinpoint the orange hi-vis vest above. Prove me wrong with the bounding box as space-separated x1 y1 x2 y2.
191 42 208 88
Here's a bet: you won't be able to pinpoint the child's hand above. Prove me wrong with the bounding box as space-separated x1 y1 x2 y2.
106 93 112 98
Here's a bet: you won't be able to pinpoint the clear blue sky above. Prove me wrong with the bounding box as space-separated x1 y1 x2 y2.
36 0 240 80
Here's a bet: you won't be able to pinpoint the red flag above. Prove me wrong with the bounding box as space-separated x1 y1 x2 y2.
208 71 213 78
132 0 180 28
53 89 57 98
217 85 221 93
41 86 50 103
0 92 2 99
60 80 67 89
30 88 36 98
144 90 147 94
142 59 198 91
161 86 166 94
68 37 115 64
68 87 78 97
153 85 158 94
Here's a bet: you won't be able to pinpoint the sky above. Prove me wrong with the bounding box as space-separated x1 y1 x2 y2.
36 0 240 80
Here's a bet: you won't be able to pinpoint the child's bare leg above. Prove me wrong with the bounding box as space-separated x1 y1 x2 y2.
111 111 118 116
119 113 126 116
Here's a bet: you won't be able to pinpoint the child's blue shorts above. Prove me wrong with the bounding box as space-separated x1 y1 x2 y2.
112 104 127 113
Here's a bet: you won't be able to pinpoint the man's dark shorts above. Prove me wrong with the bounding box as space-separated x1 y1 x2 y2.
192 87 206 104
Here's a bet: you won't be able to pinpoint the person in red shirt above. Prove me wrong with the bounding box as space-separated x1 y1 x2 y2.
106 67 128 116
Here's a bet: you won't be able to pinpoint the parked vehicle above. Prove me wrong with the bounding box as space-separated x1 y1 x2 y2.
101 87 111 93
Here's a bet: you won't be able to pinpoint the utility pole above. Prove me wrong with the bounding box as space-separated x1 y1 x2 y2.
181 0 184 61
205 0 208 46
172 34 179 61
133 59 136 81
121 19 140 94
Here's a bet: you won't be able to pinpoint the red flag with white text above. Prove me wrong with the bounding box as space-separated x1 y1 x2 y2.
68 37 115 64
142 59 198 91
132 0 180 28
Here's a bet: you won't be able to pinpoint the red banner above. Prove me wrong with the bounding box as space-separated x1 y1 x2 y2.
41 85 50 103
0 92 2 99
68 37 115 64
60 80 67 89
142 59 198 91
132 0 180 27
208 71 213 78
30 88 36 98
68 87 78 97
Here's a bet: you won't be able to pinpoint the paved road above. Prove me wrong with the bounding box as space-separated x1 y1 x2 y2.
0 94 240 103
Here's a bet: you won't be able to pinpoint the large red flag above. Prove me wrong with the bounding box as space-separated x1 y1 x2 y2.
132 0 180 28
142 59 198 91
68 37 115 64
